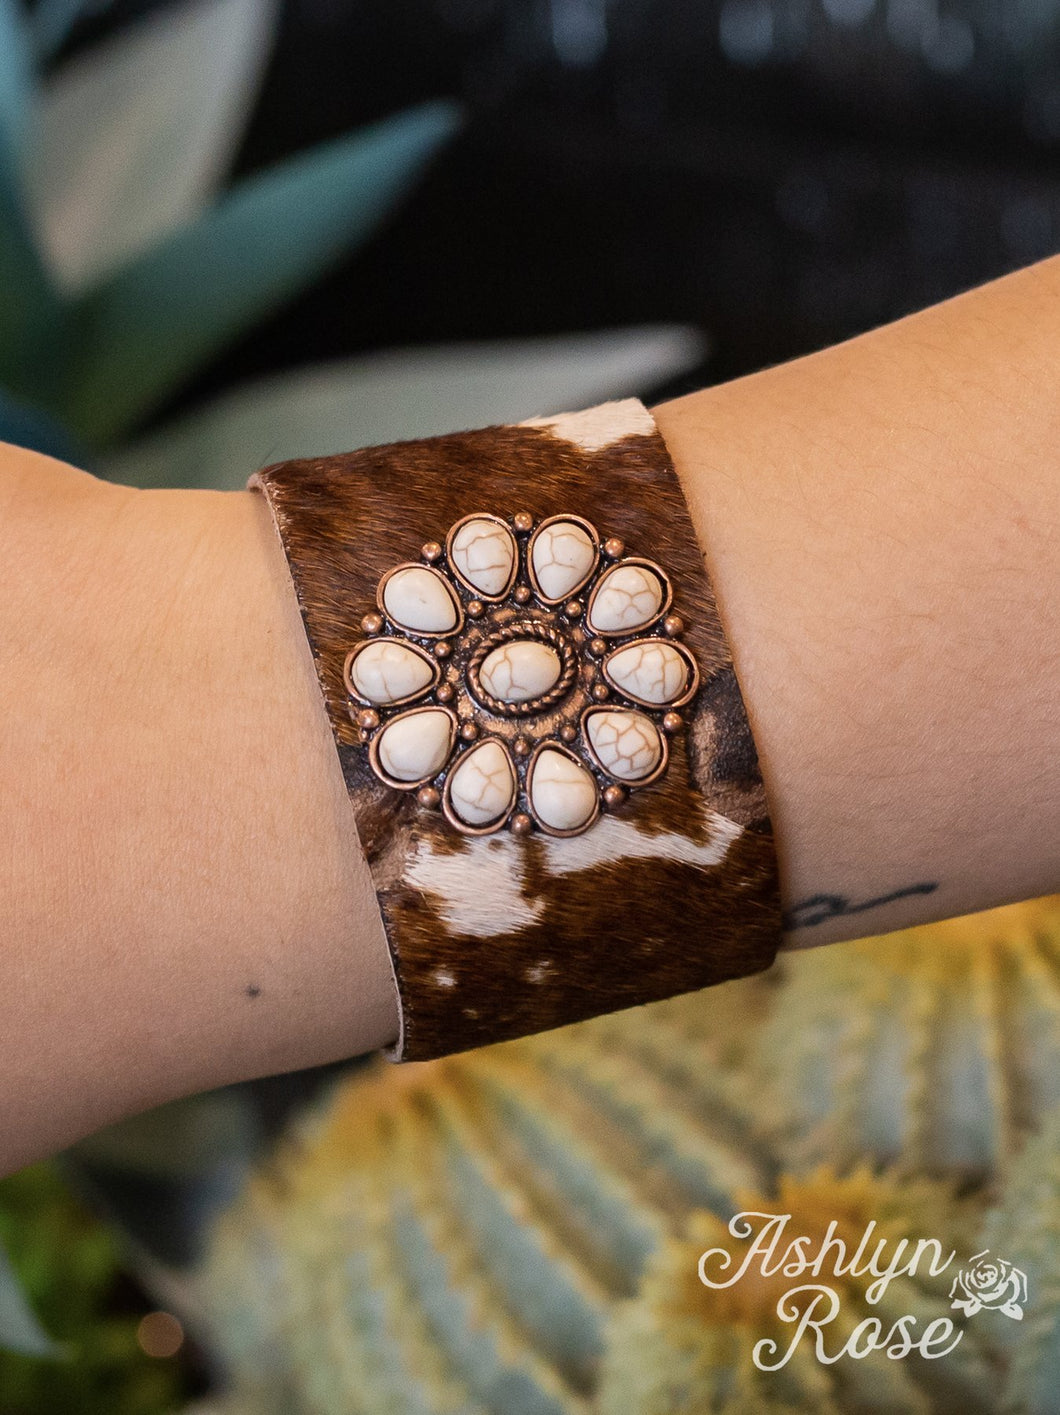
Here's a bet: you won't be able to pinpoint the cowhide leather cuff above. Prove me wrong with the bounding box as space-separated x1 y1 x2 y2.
250 398 782 1061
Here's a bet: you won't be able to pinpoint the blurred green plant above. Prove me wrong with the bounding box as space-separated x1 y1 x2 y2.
0 0 462 452
0 0 704 487
0 1163 186 1413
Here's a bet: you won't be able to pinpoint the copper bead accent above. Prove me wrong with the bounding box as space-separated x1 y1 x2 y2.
591 682 610 702
510 811 533 835
560 723 578 743
459 720 479 742
513 511 534 533
564 599 583 619
434 640 453 659
417 784 441 809
436 682 454 703
356 707 380 730
361 611 384 635
513 584 532 604
421 541 443 562
663 614 684 638
467 599 485 618
602 783 628 809
662 711 683 734
513 735 531 757
589 637 607 658
603 536 625 560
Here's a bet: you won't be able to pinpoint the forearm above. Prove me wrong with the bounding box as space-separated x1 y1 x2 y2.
655 252 1060 947
3 255 1058 1172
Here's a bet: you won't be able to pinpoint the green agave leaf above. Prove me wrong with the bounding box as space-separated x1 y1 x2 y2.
62 1090 264 1272
0 1242 58 1359
0 0 68 405
29 0 115 61
0 0 32 166
0 195 66 408
102 327 705 490
29 0 278 291
66 100 462 446
0 384 81 462
70 1090 260 1182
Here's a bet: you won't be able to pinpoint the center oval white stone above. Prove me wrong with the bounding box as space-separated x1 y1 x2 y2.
530 519 597 603
529 748 598 833
584 708 663 782
446 739 516 827
479 639 562 704
448 516 517 598
348 638 437 705
587 562 666 635
375 707 454 783
380 565 460 635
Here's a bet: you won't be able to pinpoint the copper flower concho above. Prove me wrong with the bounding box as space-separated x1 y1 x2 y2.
343 512 701 837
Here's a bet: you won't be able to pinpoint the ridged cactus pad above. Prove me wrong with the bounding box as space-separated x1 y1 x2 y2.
979 1104 1060 1414
755 897 1060 1179
192 983 775 1414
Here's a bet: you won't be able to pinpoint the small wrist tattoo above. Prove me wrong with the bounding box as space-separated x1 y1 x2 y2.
782 881 939 932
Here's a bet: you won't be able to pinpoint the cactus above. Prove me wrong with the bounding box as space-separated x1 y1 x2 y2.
976 1104 1060 1414
754 897 1060 1180
187 901 1060 1413
192 981 775 1415
597 1167 1000 1415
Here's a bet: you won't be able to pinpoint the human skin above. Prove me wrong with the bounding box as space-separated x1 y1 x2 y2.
2 255 1058 1174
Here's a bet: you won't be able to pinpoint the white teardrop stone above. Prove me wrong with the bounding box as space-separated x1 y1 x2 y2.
349 639 436 705
604 640 689 705
530 519 596 602
585 709 662 782
529 748 597 832
449 517 516 597
381 566 459 634
376 708 454 783
479 640 561 704
447 740 516 827
587 563 665 635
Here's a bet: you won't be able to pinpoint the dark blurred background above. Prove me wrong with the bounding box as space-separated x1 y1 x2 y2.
61 0 1060 417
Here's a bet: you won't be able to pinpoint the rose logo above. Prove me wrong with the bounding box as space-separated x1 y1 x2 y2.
949 1250 1028 1320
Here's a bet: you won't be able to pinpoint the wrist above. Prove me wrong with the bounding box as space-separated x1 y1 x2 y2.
0 458 395 1171
133 485 399 1080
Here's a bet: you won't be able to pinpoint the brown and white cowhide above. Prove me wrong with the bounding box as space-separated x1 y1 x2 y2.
251 399 781 1060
